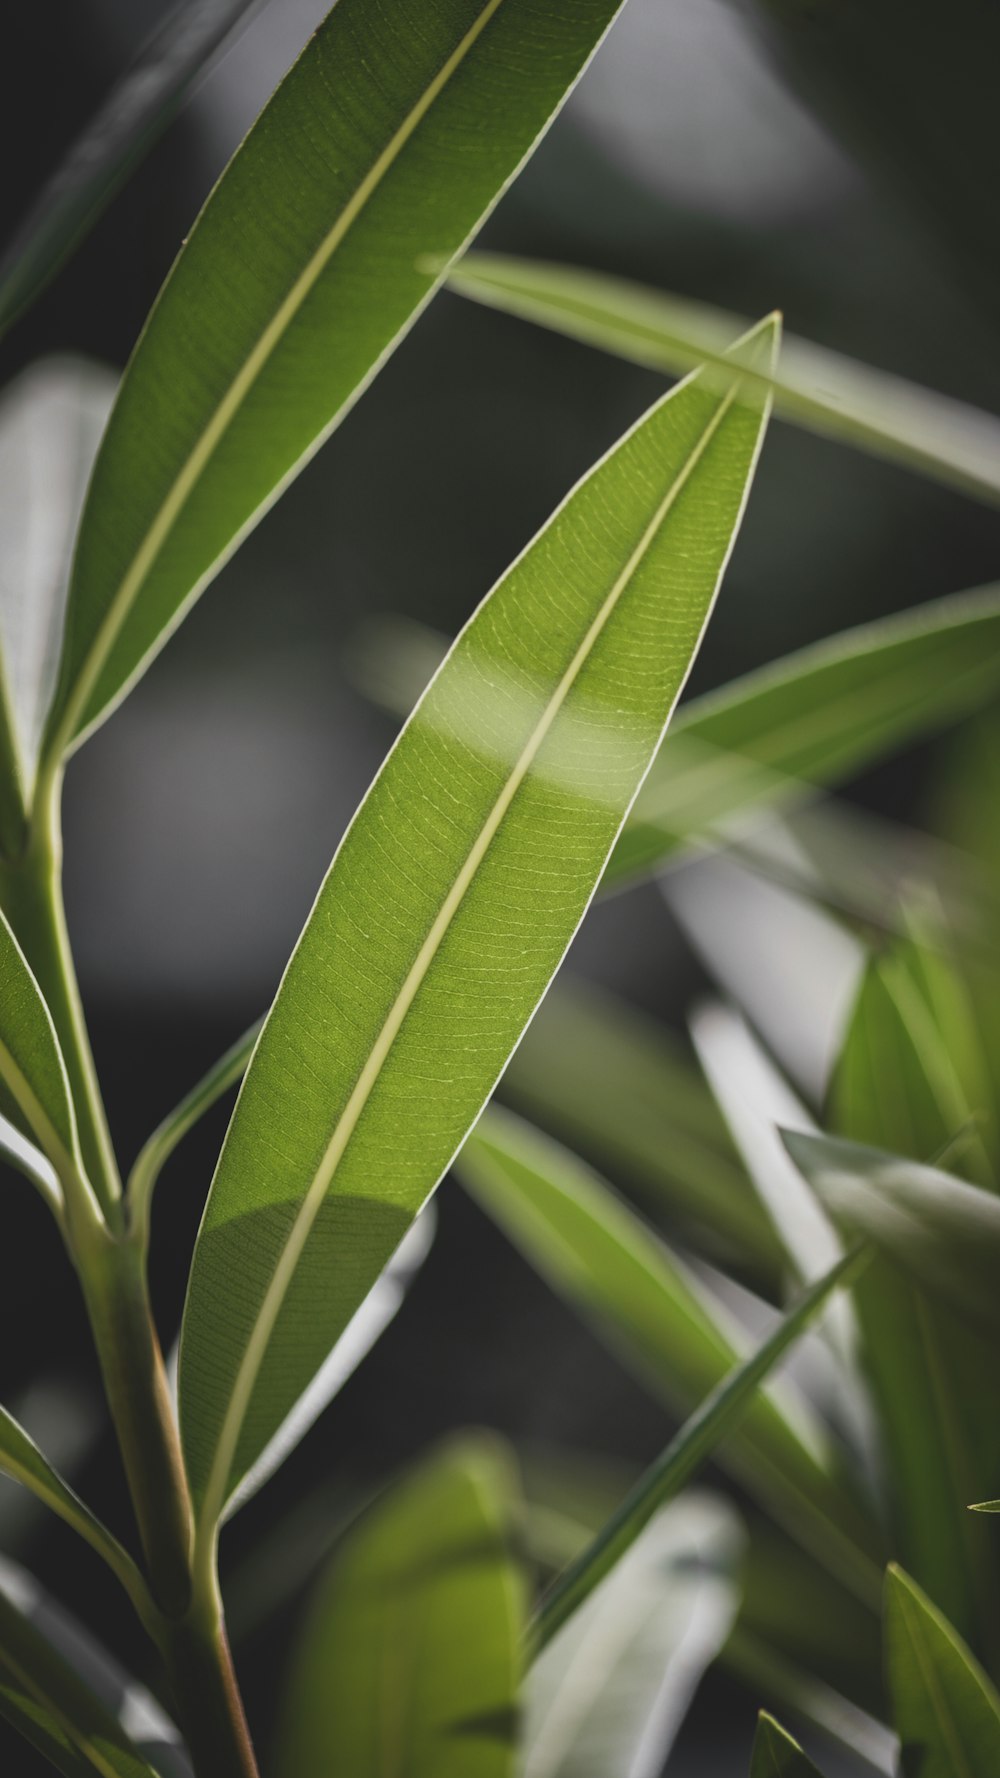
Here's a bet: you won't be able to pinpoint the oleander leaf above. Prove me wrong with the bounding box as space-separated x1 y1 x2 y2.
533 1248 869 1648
970 1500 1000 1514
274 1435 524 1778
459 1106 878 1598
749 1712 826 1776
885 1564 1000 1778
0 359 115 851
525 1494 742 1778
0 1559 185 1778
445 255 1000 506
356 585 1000 893
0 904 77 1185
0 1 263 337
44 0 629 757
179 318 778 1532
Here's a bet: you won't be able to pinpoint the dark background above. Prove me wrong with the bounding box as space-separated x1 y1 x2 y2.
2 2 999 1771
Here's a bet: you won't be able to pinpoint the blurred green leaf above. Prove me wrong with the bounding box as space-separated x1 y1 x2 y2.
750 1712 826 1776
460 1106 879 1601
525 1494 742 1778
0 2 264 337
533 1247 869 1649
970 1501 1000 1514
0 1558 181 1777
885 1564 1000 1778
0 360 114 853
447 254 1000 504
178 320 778 1535
0 904 77 1199
274 1435 524 1778
45 0 629 756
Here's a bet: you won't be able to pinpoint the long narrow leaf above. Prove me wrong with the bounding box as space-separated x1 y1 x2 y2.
274 1435 524 1778
533 1248 869 1649
45 0 629 757
179 320 778 1538
0 3 264 338
885 1564 1000 1778
750 1713 826 1776
446 254 1000 506
0 906 78 1198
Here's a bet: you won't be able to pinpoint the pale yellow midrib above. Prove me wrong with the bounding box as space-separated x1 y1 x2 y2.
196 381 742 1545
54 0 508 752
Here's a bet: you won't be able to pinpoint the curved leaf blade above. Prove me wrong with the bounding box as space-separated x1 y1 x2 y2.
526 1494 742 1778
47 0 629 754
446 254 1000 506
179 321 778 1530
885 1564 1000 1778
0 905 77 1186
274 1435 524 1778
750 1712 826 1776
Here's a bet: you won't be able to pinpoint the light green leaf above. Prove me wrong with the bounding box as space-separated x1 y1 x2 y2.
0 1407 149 1622
274 1435 524 1778
0 1559 178 1778
0 2 263 338
750 1712 826 1776
970 1501 1000 1514
0 904 78 1198
357 584 1000 894
45 0 629 756
526 1494 741 1778
446 254 1000 506
503 978 777 1271
459 1106 879 1600
179 318 778 1537
885 1564 1000 1778
0 359 115 849
533 1248 870 1649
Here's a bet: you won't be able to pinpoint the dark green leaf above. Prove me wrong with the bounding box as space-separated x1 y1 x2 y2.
179 320 778 1537
0 905 78 1198
885 1564 1000 1778
750 1712 826 1776
274 1435 524 1778
46 0 629 755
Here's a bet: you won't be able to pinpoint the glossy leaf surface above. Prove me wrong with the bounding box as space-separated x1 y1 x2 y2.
526 1494 741 1778
885 1564 1000 1778
447 254 1000 505
274 1435 523 1778
179 323 777 1531
48 0 628 752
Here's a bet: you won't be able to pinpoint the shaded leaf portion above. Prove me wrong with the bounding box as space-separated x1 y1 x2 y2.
179 322 778 1529
750 1712 826 1776
49 0 628 752
274 1435 524 1778
526 1494 741 1778
0 359 114 849
459 1107 878 1597
0 905 77 1183
447 254 1000 505
885 1565 1000 1778
0 1558 186 1778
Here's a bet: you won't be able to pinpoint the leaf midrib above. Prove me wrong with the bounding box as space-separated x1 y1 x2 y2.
52 0 508 754
194 377 742 1544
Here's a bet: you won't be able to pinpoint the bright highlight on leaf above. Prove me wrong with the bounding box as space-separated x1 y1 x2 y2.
178 318 779 1545
749 1711 827 1775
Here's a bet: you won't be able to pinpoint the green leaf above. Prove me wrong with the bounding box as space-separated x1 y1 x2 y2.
0 359 115 850
782 1133 1000 1339
446 254 1000 506
0 904 78 1196
970 1501 1000 1514
356 584 1000 894
525 1494 742 1778
274 1435 524 1778
750 1712 826 1776
885 1564 1000 1778
178 317 778 1535
459 1107 879 1601
46 0 629 756
0 3 263 338
0 1407 149 1621
727 1631 894 1774
0 1558 180 1778
503 978 777 1272
532 1247 870 1649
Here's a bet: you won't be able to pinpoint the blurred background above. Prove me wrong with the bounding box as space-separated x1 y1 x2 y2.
1 1 999 1771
